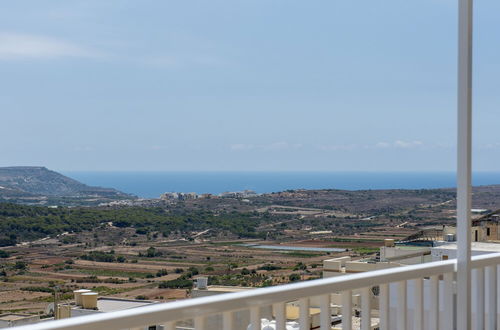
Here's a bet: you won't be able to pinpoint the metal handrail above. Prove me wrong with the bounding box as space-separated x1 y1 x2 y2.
11 255 478 330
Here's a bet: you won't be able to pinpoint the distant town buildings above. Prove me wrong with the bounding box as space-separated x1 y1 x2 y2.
160 190 257 201
160 192 198 201
219 189 257 198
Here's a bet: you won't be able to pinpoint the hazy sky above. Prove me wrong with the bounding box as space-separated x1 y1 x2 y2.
1 0 499 171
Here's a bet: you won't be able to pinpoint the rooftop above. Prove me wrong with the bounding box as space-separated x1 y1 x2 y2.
0 313 38 321
391 245 430 251
193 285 253 293
72 297 157 313
434 241 500 252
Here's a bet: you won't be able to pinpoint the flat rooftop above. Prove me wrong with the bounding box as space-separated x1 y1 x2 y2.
0 313 38 321
194 285 253 293
73 297 157 313
434 241 500 252
391 245 430 251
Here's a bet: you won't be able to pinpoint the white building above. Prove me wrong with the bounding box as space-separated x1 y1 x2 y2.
0 314 40 329
432 241 500 261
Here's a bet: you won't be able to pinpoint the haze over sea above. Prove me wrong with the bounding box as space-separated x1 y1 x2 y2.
62 172 500 199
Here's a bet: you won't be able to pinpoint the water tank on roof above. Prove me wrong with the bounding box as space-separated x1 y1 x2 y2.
384 239 395 247
81 292 98 309
196 277 208 289
73 289 91 306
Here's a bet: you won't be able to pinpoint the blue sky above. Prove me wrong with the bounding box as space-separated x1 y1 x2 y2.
1 0 499 171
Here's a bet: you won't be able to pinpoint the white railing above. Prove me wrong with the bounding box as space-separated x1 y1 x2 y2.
11 253 500 330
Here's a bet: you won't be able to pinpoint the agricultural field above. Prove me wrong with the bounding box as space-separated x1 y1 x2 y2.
0 230 360 316
2 185 500 316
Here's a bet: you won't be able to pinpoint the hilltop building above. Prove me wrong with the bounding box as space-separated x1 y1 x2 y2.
447 209 500 242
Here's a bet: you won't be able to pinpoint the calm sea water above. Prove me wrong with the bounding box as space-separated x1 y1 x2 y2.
62 171 500 198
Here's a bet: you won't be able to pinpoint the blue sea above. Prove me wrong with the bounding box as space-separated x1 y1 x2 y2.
62 171 500 199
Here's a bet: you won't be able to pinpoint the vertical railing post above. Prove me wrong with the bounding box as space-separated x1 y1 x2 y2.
342 291 352 330
222 311 233 330
274 302 286 330
361 287 371 330
319 294 331 330
379 283 389 330
194 316 206 330
299 298 310 330
443 272 455 330
413 278 423 330
472 267 485 329
397 281 407 330
429 275 439 330
484 266 496 330
456 0 473 329
250 306 260 330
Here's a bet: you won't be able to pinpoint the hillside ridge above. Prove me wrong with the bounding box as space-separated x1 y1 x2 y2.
0 166 133 205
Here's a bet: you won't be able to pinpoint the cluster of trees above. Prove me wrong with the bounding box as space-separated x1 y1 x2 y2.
156 269 168 277
207 272 272 287
0 203 264 246
292 262 307 271
257 264 282 271
74 276 127 284
158 266 200 289
80 251 126 263
139 247 162 258
0 250 10 258
158 277 193 289
21 286 61 293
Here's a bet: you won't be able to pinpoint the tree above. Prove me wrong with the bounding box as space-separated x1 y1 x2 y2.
0 250 10 258
146 247 161 258
14 261 27 270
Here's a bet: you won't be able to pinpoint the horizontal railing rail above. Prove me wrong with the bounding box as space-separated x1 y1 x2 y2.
11 252 500 330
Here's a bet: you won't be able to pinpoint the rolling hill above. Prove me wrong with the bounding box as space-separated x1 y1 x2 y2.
0 166 133 205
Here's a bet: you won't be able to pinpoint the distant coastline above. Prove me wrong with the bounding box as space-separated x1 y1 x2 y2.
62 171 500 199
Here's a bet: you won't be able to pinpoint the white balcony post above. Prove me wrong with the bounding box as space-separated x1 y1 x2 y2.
429 275 439 330
485 266 496 330
194 316 205 330
250 306 260 330
342 290 352 330
379 283 389 330
299 298 310 329
319 294 331 330
274 302 286 330
443 272 455 330
222 311 233 330
413 278 423 330
361 287 371 330
456 0 473 329
397 281 407 330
